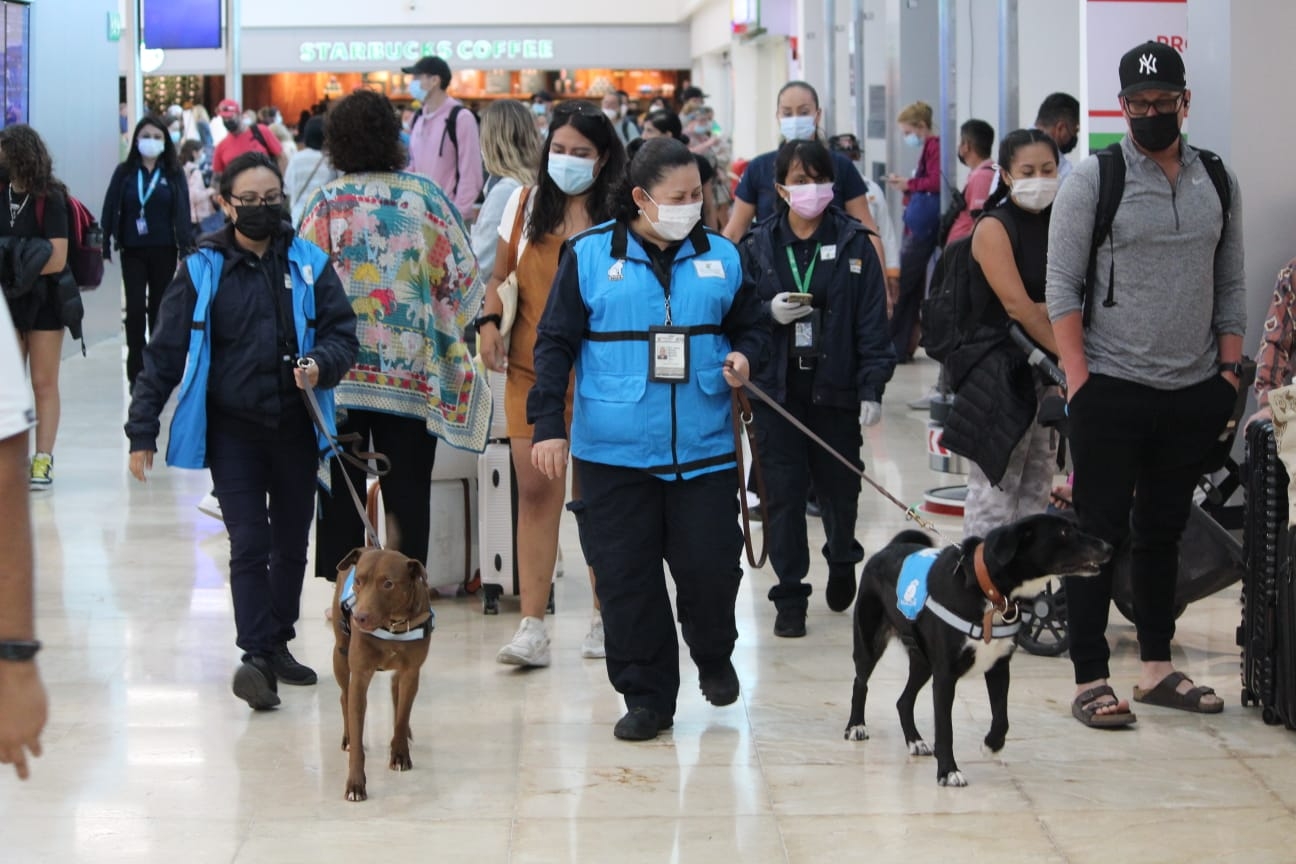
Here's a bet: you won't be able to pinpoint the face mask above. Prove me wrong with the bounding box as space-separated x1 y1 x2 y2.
903 132 922 149
408 79 426 102
644 194 701 242
1008 176 1059 212
782 182 835 220
137 138 165 160
603 108 620 123
779 115 816 141
1058 134 1078 155
170 130 181 143
233 204 280 241
547 153 597 195
1129 112 1181 153
223 118 240 133
532 103 548 117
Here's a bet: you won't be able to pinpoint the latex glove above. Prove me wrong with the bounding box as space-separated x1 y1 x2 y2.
771 292 814 325
859 401 882 427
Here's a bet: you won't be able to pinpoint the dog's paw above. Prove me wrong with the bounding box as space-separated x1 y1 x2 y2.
389 751 413 772
982 734 1006 754
937 770 968 788
907 739 934 757
345 779 368 802
844 724 869 741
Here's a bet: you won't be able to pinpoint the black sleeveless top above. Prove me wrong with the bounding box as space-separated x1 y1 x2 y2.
973 201 1051 328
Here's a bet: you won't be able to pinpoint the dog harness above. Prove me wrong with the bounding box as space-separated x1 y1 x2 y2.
339 566 436 642
896 549 1027 641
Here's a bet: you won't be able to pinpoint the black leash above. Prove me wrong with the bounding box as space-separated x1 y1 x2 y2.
724 361 953 544
297 359 388 549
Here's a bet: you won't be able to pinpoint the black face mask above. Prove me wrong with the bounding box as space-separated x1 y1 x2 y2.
1059 135 1078 155
1129 112 1181 153
233 204 280 241
223 118 240 134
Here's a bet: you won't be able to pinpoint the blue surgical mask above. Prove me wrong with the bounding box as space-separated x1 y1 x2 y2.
547 153 597 195
904 132 922 149
408 79 426 102
532 102 548 116
779 115 816 141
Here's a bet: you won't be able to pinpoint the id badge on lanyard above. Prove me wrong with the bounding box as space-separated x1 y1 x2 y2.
787 245 823 358
647 257 690 383
137 167 161 236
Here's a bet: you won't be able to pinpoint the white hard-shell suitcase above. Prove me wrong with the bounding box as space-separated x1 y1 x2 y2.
365 477 478 591
477 441 556 614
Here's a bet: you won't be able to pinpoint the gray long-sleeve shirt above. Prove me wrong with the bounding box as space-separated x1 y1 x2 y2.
1046 134 1246 390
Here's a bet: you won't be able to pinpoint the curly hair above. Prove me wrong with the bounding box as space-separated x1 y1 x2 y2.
325 89 407 174
0 124 56 196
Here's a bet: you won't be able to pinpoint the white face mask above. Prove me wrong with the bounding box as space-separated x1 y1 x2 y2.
1008 176 1059 212
137 137 165 160
603 108 620 122
644 193 702 242
779 115 816 141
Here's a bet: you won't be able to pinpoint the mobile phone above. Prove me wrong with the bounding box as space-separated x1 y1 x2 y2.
787 293 813 305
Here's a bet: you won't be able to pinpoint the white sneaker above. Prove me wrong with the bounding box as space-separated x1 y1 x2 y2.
581 613 605 659
496 616 551 667
197 492 223 521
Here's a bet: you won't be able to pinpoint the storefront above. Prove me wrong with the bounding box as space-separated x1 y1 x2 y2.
130 24 694 120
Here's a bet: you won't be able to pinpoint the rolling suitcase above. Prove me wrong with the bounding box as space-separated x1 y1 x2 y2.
1278 528 1296 729
365 477 478 592
1238 420 1288 723
477 441 558 615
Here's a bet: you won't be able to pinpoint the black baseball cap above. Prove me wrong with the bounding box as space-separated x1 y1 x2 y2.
680 86 708 102
402 56 452 88
1118 41 1186 96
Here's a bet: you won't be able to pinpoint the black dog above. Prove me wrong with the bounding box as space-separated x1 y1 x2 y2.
844 513 1112 786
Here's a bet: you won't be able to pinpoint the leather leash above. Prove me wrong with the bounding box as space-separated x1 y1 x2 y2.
731 388 769 568
298 359 388 549
723 361 953 545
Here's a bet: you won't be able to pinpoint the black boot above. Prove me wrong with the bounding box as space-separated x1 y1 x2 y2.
774 607 807 638
268 644 318 686
232 655 280 710
613 707 673 741
699 660 740 706
826 564 857 613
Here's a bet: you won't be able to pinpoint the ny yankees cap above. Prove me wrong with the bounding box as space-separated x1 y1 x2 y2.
1119 41 1186 96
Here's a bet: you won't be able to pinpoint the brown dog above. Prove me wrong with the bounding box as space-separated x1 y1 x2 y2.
332 547 434 802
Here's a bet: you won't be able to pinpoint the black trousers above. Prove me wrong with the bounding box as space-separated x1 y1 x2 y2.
1065 373 1235 683
121 245 178 386
888 230 938 361
208 425 318 659
572 459 743 719
315 410 437 581
752 368 864 612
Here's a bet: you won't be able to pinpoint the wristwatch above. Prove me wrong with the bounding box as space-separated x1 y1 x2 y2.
0 640 41 661
1218 361 1244 376
474 313 502 331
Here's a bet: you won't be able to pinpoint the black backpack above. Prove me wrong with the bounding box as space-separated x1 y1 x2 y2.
411 105 465 197
920 212 1017 363
1083 141 1232 325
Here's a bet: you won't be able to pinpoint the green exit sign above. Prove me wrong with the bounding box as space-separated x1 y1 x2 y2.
107 12 123 43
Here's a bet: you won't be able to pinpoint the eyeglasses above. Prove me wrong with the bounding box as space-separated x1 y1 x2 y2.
230 192 284 207
1123 95 1183 117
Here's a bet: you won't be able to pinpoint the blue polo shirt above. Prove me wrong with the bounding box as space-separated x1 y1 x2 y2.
735 149 869 224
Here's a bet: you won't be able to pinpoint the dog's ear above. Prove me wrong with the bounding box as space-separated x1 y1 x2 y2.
981 524 1021 574
336 547 367 574
405 559 430 619
406 559 428 584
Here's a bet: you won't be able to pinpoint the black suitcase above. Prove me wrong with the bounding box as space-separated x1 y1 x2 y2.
1238 420 1289 724
1278 528 1296 728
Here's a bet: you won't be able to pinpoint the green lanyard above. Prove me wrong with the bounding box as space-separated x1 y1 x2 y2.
786 244 821 294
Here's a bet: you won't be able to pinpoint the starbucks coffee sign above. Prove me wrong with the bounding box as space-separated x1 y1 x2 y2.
299 38 555 65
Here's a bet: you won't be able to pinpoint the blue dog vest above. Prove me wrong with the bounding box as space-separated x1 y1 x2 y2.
897 549 941 620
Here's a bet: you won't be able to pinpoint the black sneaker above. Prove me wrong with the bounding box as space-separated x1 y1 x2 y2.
232 656 280 710
774 607 807 638
268 644 318 686
699 660 740 706
826 564 857 613
613 707 672 741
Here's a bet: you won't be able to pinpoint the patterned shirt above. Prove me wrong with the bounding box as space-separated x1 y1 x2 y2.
298 170 491 452
1255 260 1296 407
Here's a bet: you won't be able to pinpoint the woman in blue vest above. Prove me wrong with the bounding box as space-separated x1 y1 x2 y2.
125 152 358 711
101 115 194 389
529 138 769 741
739 139 895 638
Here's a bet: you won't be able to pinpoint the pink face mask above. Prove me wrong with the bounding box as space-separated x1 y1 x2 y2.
783 182 835 219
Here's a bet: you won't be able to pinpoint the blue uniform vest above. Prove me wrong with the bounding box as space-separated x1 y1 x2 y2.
166 237 338 469
568 222 743 480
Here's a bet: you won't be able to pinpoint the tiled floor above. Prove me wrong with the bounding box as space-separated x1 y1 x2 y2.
3 339 1294 863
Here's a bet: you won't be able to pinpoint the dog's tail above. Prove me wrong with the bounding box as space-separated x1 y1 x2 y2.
890 529 934 548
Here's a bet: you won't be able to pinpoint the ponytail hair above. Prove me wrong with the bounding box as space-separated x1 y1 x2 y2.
981 128 1059 212
614 137 698 222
